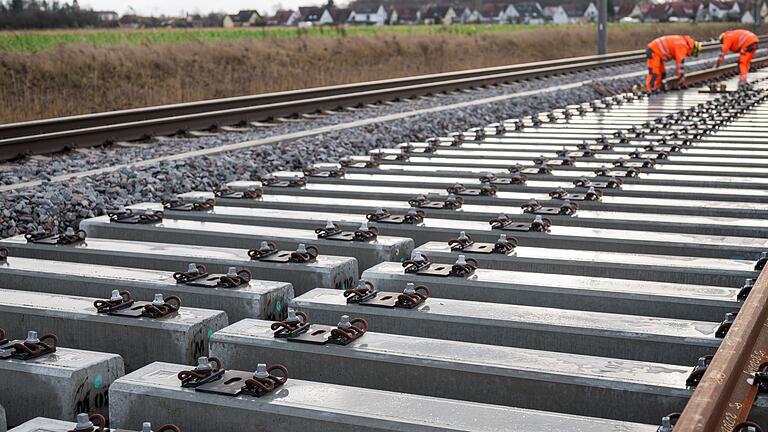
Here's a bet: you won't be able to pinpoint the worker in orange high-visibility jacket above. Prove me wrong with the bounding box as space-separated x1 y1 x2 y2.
716 29 759 84
646 35 702 91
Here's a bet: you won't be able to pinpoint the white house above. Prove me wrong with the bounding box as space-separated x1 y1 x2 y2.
583 2 599 21
350 5 387 25
457 7 474 24
515 2 546 24
423 6 457 24
478 3 518 23
543 5 569 24
94 11 119 22
740 9 755 22
268 9 300 26
223 10 263 28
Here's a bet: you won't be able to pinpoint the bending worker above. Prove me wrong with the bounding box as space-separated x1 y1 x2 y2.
646 35 702 91
716 29 759 84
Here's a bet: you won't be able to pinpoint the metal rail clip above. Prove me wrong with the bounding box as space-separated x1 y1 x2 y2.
339 156 379 169
521 198 575 216
0 330 57 360
446 182 497 197
93 290 135 314
370 148 410 162
273 309 368 346
490 212 555 232
715 312 738 338
408 194 463 210
685 355 714 389
101 293 181 319
738 278 756 301
549 186 602 202
657 413 680 432
479 172 513 185
594 166 640 178
303 164 346 178
613 157 656 169
214 186 263 200
345 281 430 309
573 175 622 189
316 221 378 242
174 264 251 289
162 197 215 212
249 243 319 263
448 231 516 254
406 253 478 278
260 173 307 188
178 356 225 388
193 361 288 399
107 207 164 224
25 227 86 245
366 208 425 225
755 252 768 271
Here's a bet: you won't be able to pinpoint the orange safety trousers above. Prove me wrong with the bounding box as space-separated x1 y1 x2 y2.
723 30 759 80
646 48 666 91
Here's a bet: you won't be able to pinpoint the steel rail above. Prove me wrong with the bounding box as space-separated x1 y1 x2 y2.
675 265 768 431
0 37 760 162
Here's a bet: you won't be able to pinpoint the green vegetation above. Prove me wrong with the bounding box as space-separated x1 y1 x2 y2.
0 23 713 53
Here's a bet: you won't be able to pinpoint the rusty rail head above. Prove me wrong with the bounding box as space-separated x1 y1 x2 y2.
675 267 768 431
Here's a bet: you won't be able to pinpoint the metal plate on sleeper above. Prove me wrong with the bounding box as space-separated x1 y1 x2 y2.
419 202 450 209
456 189 482 196
416 264 453 277
461 242 496 254
377 215 407 224
265 181 293 188
257 251 294 263
500 223 532 232
107 301 151 318
183 274 227 288
325 232 356 242
287 324 336 344
195 370 253 396
533 207 561 215
361 292 400 308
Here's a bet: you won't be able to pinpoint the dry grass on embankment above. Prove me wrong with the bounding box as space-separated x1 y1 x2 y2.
0 23 744 123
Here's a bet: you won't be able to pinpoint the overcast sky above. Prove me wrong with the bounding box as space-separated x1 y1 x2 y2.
80 1 325 16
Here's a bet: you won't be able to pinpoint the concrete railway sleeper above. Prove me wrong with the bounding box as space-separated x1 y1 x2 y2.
5 65 768 430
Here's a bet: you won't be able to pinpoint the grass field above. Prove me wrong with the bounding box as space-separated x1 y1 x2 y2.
0 23 746 123
0 22 735 53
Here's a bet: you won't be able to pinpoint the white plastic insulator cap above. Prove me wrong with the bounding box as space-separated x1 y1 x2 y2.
497 213 507 220
286 308 299 322
762 251 768 258
110 290 122 301
359 221 369 231
458 231 468 241
416 194 426 200
337 315 352 329
74 413 94 430
411 251 424 261
377 208 385 214
254 363 269 379
187 263 199 273
498 234 508 242
485 172 494 178
408 208 419 215
296 243 308 254
227 267 238 278
65 227 75 236
144 208 156 215
196 356 212 370
527 198 538 205
534 215 544 224
142 422 153 432
456 255 467 266
404 282 416 295
260 241 269 249
326 220 336 230
563 199 572 207
357 280 369 290
588 186 597 194
152 294 165 306
447 194 457 200
26 331 39 344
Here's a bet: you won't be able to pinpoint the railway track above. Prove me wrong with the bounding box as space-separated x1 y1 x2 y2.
1 63 768 431
0 36 765 162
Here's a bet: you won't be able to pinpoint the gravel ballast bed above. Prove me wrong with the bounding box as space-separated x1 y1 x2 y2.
0 52 747 238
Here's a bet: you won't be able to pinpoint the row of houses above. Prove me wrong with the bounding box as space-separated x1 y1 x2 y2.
226 1 763 28
618 0 766 23
100 1 768 29
228 3 600 28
